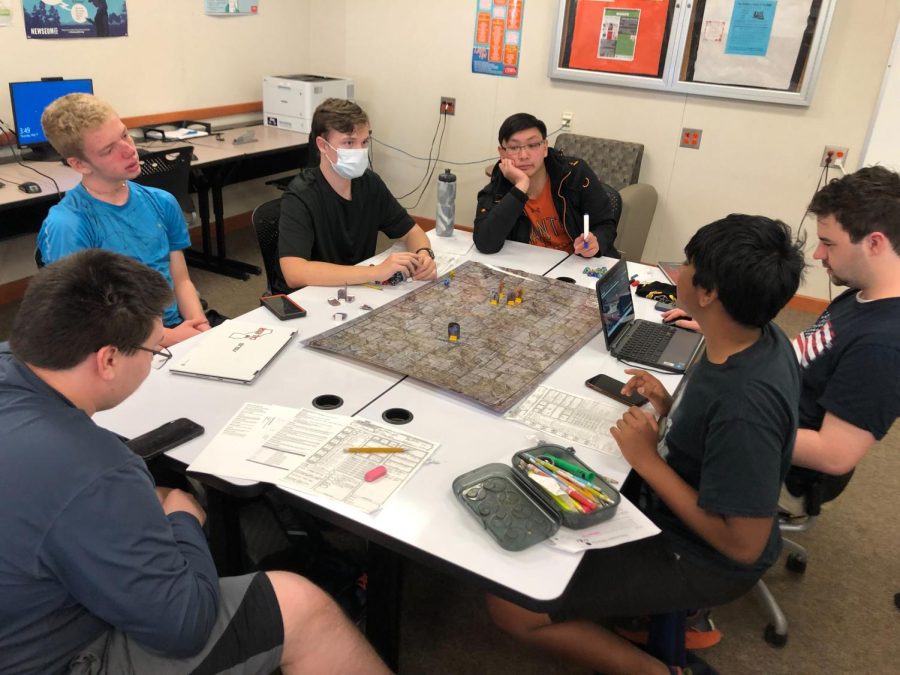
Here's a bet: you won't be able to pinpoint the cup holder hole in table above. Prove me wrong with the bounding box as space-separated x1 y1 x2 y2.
312 394 343 410
556 276 576 284
382 408 413 425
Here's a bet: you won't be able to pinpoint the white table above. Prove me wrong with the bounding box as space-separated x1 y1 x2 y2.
96 239 679 668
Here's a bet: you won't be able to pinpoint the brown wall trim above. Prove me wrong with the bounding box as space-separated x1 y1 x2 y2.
787 294 827 315
121 102 262 130
412 216 472 233
0 277 31 306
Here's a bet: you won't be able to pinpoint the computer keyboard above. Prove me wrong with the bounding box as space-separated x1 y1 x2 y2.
618 322 675 362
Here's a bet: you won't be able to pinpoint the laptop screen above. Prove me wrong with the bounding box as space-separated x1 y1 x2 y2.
596 259 635 348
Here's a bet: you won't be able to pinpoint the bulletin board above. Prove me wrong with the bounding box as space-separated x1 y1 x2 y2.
550 0 837 106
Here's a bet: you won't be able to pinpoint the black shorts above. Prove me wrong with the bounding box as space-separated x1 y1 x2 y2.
551 535 758 623
68 573 283 675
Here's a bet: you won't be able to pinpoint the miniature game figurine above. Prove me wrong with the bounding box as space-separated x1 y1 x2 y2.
507 295 516 306
384 271 405 286
582 266 608 279
515 288 523 304
328 298 341 307
490 290 499 305
336 285 355 303
448 270 456 279
332 312 348 321
448 322 460 343
360 304 374 311
443 278 451 288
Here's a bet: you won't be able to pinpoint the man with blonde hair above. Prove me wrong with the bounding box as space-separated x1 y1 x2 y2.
38 93 210 346
278 97 437 287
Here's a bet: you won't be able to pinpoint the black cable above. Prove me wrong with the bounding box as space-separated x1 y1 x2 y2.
372 123 568 167
0 118 62 198
395 109 444 201
401 113 447 210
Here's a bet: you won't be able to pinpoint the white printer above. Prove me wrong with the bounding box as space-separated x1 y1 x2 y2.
263 74 355 134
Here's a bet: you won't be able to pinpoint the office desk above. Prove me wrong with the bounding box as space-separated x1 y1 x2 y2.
169 125 308 280
95 238 672 669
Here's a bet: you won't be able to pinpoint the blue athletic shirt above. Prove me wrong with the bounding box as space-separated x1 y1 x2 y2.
38 182 190 327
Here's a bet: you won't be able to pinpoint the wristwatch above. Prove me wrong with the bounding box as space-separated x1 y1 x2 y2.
415 247 435 259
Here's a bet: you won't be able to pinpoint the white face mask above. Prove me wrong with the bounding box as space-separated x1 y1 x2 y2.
323 141 369 179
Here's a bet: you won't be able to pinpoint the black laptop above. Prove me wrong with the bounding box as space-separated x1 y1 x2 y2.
595 260 704 373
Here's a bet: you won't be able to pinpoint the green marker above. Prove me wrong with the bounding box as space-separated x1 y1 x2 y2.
539 455 594 481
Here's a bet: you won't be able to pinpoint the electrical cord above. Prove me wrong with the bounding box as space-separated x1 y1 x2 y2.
372 123 568 167
400 113 447 209
393 109 445 203
0 117 63 198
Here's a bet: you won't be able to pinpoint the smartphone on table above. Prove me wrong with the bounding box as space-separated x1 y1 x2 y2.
126 418 205 461
585 374 648 407
260 294 307 320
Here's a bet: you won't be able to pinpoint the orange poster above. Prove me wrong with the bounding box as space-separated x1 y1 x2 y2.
473 0 525 77
567 0 671 77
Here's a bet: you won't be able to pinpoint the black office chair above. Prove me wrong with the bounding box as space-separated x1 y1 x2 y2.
250 198 294 296
133 146 196 219
755 469 855 647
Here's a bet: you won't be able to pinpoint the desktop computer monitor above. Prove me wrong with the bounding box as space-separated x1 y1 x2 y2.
8 78 94 160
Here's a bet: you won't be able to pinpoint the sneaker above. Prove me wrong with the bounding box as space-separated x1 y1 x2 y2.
615 611 722 650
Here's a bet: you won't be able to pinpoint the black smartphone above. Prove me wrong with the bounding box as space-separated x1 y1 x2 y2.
260 294 307 320
585 374 648 407
126 418 205 461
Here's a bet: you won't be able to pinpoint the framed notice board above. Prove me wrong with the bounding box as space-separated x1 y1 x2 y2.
550 0 837 106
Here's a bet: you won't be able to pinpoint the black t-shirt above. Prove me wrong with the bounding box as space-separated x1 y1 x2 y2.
278 167 414 265
793 289 900 439
648 323 800 578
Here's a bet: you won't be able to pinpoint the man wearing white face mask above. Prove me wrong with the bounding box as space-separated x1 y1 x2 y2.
278 98 437 287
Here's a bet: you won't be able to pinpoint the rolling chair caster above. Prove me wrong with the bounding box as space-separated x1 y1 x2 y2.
764 623 788 648
785 552 807 574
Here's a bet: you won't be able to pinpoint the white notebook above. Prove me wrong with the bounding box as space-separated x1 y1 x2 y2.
169 320 297 384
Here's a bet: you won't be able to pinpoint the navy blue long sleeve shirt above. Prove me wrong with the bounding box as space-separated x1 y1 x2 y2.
0 349 219 675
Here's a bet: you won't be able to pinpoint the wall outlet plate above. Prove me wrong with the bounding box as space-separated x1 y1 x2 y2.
821 146 848 168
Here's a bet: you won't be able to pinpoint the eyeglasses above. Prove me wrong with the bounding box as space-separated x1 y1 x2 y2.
502 140 546 154
133 345 173 370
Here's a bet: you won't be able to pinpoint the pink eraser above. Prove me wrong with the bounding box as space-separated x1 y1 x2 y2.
364 466 387 482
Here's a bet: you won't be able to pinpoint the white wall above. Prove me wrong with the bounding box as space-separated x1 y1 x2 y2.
3 1 899 300
308 0 900 301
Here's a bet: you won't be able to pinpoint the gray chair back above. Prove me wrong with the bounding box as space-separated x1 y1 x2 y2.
554 133 644 191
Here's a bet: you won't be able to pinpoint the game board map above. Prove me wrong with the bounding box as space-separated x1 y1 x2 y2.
304 261 604 412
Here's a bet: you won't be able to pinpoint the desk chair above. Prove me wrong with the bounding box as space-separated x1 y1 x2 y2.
250 198 293 296
553 133 657 262
133 146 196 221
755 469 855 647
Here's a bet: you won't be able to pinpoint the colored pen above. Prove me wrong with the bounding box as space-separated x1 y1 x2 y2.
525 456 596 512
528 455 613 506
361 282 384 291
346 447 405 453
533 457 614 504
583 214 589 250
538 454 595 481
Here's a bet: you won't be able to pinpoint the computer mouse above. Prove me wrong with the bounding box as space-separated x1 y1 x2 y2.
19 181 42 194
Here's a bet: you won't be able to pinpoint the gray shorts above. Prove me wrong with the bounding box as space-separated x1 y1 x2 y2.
68 573 283 675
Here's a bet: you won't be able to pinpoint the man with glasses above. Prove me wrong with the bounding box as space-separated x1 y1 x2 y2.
278 98 437 288
0 249 390 675
38 93 212 347
474 112 619 256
